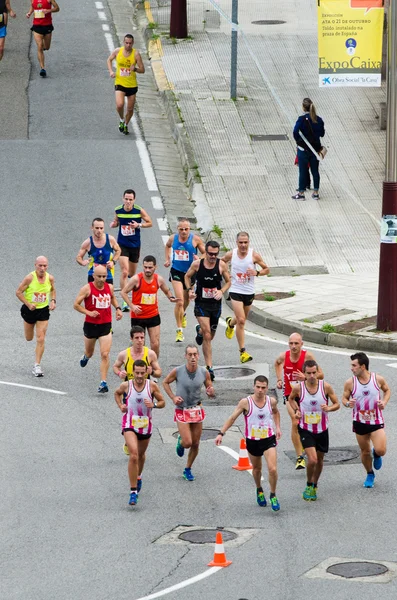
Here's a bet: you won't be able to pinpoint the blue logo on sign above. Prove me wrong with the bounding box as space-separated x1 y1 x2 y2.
346 38 357 49
322 77 331 85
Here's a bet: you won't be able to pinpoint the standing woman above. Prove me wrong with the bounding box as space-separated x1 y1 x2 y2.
26 0 59 78
292 98 325 201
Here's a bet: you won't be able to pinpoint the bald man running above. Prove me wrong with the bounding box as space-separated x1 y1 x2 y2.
274 333 323 470
16 256 56 377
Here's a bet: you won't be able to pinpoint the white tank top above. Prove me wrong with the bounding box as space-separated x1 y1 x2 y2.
351 373 383 425
230 248 255 294
123 379 153 435
298 380 328 433
244 395 275 440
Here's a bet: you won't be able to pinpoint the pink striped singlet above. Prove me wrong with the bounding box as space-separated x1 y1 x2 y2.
298 380 328 433
351 373 383 426
122 379 153 435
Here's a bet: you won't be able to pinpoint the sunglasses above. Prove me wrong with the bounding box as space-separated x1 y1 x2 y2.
207 251 219 257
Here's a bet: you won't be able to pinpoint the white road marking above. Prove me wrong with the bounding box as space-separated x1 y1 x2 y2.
0 381 66 395
104 32 113 52
151 196 164 210
95 1 103 7
157 217 168 231
387 363 397 368
217 445 263 480
97 10 106 20
102 23 109 31
162 235 169 246
134 567 222 600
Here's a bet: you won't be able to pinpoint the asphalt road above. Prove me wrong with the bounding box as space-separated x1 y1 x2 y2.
2 0 397 598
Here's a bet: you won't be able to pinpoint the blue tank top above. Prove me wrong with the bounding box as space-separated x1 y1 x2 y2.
88 234 114 280
171 233 195 273
115 203 142 248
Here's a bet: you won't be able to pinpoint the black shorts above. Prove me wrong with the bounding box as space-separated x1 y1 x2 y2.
31 24 54 35
229 292 255 306
21 304 50 324
120 245 140 263
88 275 113 285
115 85 138 97
83 321 112 339
194 304 222 330
353 421 385 435
131 314 161 330
246 435 277 456
298 426 329 453
169 267 195 291
122 428 151 440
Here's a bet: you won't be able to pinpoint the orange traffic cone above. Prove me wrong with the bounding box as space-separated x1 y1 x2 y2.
208 532 232 567
232 438 252 471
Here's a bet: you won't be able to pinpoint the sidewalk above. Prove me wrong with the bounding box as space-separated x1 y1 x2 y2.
133 0 395 353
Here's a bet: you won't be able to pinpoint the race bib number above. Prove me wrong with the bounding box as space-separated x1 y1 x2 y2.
141 293 156 305
174 249 189 261
202 287 217 299
34 10 45 18
121 224 135 236
250 426 268 439
304 412 321 425
183 406 204 423
132 416 149 429
359 409 376 422
236 272 250 284
119 68 131 77
32 292 47 303
94 294 111 309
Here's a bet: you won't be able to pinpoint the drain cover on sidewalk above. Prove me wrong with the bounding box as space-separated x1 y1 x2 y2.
178 529 237 544
252 20 286 25
251 134 289 141
304 557 397 583
326 562 388 578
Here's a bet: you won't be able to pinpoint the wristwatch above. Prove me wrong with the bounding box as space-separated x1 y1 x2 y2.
153 400 158 408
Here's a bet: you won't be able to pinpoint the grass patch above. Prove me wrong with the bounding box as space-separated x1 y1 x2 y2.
320 323 336 333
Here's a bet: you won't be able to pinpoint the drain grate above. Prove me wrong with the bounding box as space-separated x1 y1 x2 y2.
327 562 388 579
250 134 289 141
252 19 286 25
178 529 237 544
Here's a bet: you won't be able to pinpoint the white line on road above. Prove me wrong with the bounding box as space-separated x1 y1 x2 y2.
217 445 263 480
162 235 169 246
134 567 222 600
97 10 106 20
135 140 159 191
387 363 397 368
102 23 109 31
0 381 66 395
151 196 164 210
104 32 113 52
157 217 168 231
95 1 103 7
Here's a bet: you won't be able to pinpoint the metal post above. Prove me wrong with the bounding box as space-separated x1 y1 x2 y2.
170 0 187 39
377 0 397 330
230 0 238 99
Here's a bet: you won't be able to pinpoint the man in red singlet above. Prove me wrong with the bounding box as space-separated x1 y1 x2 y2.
26 0 59 78
120 255 179 357
74 265 123 393
274 332 323 470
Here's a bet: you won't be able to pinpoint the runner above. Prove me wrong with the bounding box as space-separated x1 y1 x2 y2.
26 0 59 78
115 360 165 506
215 375 281 511
120 255 178 357
73 265 122 393
16 256 56 377
0 0 16 63
274 332 323 470
107 33 145 135
110 189 152 311
163 345 215 481
342 352 390 488
288 360 339 501
222 231 269 363
185 240 231 381
76 218 121 284
164 218 205 342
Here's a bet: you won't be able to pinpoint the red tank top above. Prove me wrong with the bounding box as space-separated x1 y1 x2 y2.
131 273 160 319
32 0 53 26
283 349 307 397
84 282 112 324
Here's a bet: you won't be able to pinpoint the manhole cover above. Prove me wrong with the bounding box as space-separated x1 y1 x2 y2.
178 529 237 544
327 562 388 578
172 428 219 440
214 367 255 378
323 447 360 464
252 19 286 25
251 134 289 141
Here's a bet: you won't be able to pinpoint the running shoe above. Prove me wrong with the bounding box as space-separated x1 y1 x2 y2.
302 485 312 501
195 324 203 346
137 477 142 493
183 467 195 481
123 443 130 456
80 354 89 368
98 381 109 393
176 435 185 457
364 473 375 488
373 449 383 470
181 313 187 328
310 486 317 501
225 316 235 339
39 68 47 78
292 193 305 200
129 491 138 505
175 329 184 343
119 120 125 133
32 364 43 377
122 301 129 313
256 489 267 507
206 366 215 381
240 351 253 363
123 123 129 135
295 455 306 470
270 496 280 511
312 192 320 200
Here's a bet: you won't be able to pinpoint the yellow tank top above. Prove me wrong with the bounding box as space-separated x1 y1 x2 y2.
125 346 150 380
24 272 51 308
115 48 137 88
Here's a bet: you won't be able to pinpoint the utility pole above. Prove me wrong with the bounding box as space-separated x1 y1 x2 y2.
170 0 187 39
377 0 397 330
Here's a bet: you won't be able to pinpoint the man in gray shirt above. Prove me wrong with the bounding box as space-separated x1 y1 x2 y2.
163 344 215 481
